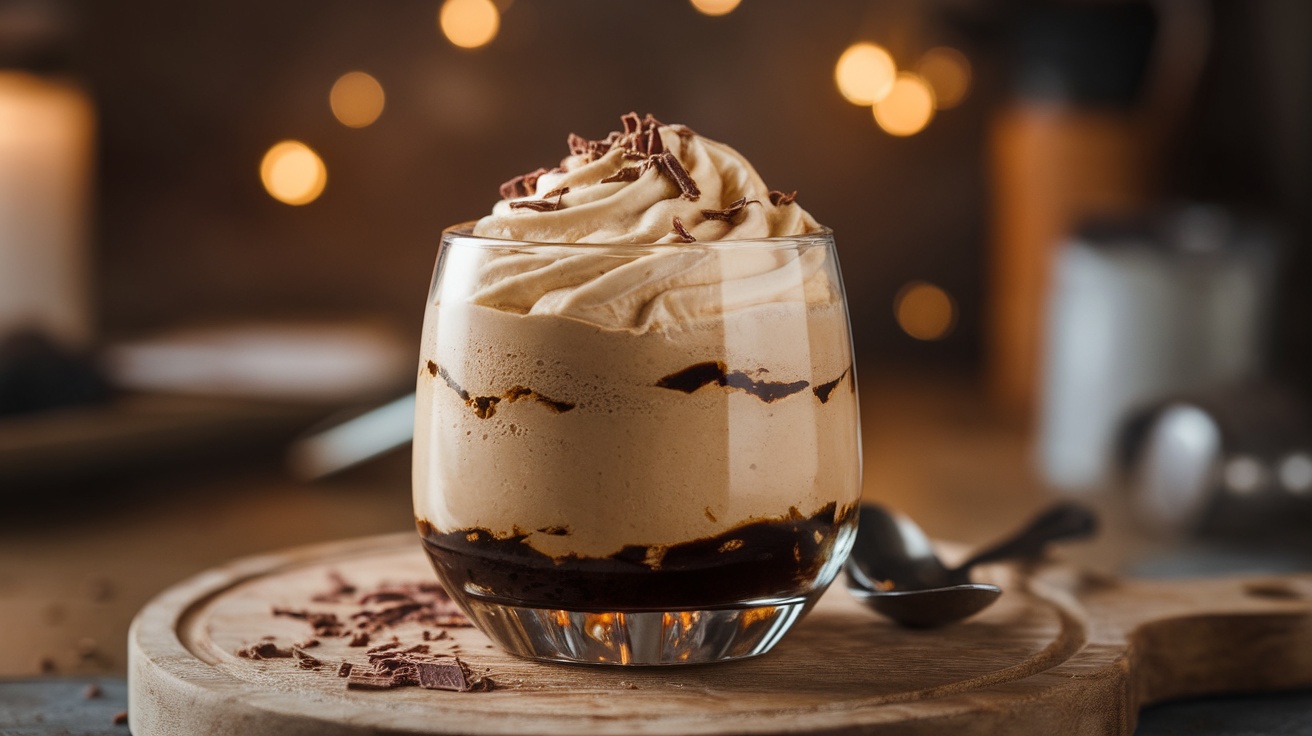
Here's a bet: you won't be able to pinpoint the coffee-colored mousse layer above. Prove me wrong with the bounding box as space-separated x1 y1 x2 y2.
412 298 860 560
416 502 855 611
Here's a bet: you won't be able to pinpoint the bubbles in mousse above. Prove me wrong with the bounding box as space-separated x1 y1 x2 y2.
414 114 860 609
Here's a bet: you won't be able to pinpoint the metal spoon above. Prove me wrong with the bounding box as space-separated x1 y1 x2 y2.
843 502 1098 627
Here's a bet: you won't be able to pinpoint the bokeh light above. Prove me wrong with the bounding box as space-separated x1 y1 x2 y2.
260 141 327 206
690 0 741 16
1223 455 1265 495
873 73 935 136
439 0 500 49
916 47 971 109
1279 453 1312 494
835 43 896 106
894 281 956 341
329 71 385 128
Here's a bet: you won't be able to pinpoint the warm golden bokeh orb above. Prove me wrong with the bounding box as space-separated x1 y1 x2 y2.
917 47 971 109
873 73 935 136
835 43 897 106
690 0 742 16
894 281 956 340
439 0 500 49
329 71 385 128
260 141 327 206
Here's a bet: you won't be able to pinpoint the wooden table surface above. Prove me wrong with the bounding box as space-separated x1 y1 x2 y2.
2 371 1309 733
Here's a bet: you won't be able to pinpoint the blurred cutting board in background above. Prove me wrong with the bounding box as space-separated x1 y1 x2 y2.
0 393 326 488
0 320 414 490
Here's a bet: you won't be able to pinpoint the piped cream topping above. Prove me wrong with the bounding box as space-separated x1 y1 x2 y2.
473 113 819 244
456 114 831 333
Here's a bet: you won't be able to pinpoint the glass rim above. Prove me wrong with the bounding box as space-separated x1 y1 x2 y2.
441 222 835 250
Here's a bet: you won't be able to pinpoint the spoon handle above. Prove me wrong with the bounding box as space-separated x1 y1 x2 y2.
953 502 1098 572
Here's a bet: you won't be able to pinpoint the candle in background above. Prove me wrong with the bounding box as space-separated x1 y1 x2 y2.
0 68 93 347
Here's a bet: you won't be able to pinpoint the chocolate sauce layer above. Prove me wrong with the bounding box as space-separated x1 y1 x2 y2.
417 503 855 611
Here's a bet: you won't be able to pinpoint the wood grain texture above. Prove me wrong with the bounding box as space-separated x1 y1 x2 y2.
128 533 1312 735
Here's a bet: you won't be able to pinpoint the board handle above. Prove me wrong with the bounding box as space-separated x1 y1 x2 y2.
1079 574 1312 707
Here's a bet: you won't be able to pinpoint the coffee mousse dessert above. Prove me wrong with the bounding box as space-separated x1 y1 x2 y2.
414 113 860 613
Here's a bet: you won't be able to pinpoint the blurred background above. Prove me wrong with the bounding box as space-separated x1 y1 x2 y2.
1 0 1311 726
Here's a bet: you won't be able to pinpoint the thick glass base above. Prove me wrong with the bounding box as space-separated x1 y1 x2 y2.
457 595 815 665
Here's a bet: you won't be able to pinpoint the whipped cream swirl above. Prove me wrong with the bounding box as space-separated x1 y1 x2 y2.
473 113 819 244
457 114 832 333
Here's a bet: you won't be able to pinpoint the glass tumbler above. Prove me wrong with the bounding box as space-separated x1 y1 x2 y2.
413 225 861 665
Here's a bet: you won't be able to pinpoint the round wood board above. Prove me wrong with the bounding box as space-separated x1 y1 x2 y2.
129 533 1312 735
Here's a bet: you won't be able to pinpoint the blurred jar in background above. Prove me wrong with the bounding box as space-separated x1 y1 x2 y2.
987 0 1210 423
1037 206 1279 493
0 0 94 348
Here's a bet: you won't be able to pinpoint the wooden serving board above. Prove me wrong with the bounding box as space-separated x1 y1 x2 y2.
128 533 1312 735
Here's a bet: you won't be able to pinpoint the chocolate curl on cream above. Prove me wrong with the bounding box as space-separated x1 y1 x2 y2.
671 217 696 243
651 152 700 201
769 190 797 206
498 168 549 200
508 186 569 212
701 197 759 223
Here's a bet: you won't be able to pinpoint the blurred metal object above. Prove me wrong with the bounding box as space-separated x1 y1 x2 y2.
288 393 414 480
1037 205 1278 491
1118 383 1312 534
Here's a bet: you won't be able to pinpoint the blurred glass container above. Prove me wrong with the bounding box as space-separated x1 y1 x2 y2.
0 0 94 347
1037 206 1278 491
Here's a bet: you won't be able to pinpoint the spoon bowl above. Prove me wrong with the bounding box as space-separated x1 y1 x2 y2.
845 582 1002 629
844 502 1097 627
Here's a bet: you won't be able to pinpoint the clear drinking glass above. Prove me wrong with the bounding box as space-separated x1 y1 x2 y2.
413 225 861 665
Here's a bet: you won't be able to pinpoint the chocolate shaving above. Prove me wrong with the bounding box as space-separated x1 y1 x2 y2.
358 591 411 605
293 646 323 669
349 632 370 647
508 199 559 212
416 658 489 692
236 641 294 660
347 668 415 690
700 197 759 223
337 662 353 678
769 190 797 206
601 166 642 183
311 571 357 603
272 608 343 637
621 112 642 135
508 185 568 213
671 217 696 243
567 133 589 156
498 168 548 200
112 711 128 726
644 127 665 156
366 639 402 654
652 152 700 201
